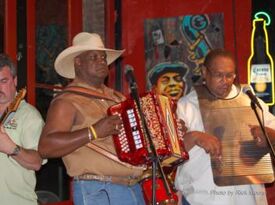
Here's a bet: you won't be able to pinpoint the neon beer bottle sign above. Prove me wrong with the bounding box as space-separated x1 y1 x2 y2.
247 12 274 106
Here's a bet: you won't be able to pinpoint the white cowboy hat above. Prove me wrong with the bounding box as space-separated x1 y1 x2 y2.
54 32 125 79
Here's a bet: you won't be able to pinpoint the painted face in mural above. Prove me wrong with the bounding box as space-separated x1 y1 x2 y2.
203 55 236 98
155 72 184 101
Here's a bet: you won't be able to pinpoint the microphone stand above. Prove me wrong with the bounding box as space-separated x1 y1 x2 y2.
250 102 275 160
128 82 172 205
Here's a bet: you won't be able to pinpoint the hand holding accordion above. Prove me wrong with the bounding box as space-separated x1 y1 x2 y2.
107 91 189 167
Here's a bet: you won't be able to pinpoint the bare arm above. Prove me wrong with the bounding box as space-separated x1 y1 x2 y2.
0 126 42 170
38 99 91 158
10 148 42 171
184 131 222 157
38 99 122 158
250 125 275 147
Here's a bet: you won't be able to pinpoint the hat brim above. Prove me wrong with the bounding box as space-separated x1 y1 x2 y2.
54 45 125 79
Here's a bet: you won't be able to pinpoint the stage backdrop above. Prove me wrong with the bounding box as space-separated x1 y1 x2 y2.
119 0 251 95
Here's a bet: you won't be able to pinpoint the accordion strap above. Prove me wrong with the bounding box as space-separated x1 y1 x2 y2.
62 86 119 102
86 143 146 170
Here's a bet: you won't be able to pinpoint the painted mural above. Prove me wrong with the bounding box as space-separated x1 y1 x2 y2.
36 25 67 85
144 13 224 101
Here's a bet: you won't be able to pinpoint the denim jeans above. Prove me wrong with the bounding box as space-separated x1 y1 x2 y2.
73 179 146 205
182 195 191 205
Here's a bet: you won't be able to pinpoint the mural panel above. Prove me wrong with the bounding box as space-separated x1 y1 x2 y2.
144 13 224 100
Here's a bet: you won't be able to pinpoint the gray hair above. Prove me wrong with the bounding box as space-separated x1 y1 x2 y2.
0 53 17 77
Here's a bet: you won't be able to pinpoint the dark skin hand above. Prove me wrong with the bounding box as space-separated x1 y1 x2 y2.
250 125 275 148
177 119 187 137
94 115 123 137
184 131 222 158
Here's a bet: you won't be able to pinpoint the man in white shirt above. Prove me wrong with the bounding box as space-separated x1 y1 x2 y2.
175 49 275 205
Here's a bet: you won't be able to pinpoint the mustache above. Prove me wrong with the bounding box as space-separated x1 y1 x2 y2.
96 67 109 73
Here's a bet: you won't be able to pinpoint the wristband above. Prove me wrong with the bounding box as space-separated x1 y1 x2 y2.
89 125 98 140
7 145 21 157
87 127 93 142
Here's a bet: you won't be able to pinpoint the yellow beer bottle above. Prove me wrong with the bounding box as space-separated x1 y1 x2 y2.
248 18 274 106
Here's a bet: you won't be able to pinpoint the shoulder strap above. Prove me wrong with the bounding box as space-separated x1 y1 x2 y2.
63 86 116 102
86 143 146 170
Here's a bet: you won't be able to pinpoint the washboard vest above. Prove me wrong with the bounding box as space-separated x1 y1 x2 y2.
196 84 274 186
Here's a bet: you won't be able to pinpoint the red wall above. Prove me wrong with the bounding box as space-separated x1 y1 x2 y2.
120 0 251 94
118 3 275 204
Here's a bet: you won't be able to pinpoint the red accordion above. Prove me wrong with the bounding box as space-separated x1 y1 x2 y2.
108 91 189 167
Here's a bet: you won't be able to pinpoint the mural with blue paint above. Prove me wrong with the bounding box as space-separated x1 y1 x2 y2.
144 13 224 99
181 15 211 75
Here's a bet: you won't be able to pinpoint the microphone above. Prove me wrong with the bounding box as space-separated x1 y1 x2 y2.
124 65 139 101
242 86 263 111
124 65 137 89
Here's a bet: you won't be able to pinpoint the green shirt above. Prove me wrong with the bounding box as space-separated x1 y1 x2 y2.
0 100 44 205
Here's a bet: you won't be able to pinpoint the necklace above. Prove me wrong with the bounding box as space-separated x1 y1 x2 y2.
203 84 241 100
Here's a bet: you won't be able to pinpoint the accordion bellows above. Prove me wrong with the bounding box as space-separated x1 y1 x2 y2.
108 92 189 167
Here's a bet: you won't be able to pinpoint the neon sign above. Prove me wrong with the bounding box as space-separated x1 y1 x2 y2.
247 13 274 106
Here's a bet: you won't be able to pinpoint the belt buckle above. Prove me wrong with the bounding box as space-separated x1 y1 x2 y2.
103 175 112 182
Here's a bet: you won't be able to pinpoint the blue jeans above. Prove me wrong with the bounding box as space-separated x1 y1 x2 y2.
73 179 145 205
182 195 191 205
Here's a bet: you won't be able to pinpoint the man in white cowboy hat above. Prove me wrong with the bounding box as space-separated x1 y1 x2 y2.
38 32 146 205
